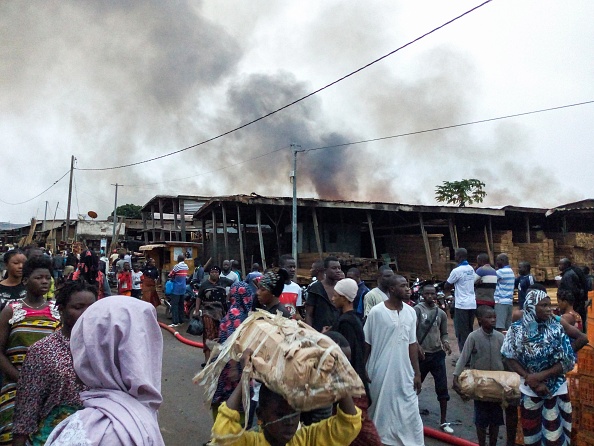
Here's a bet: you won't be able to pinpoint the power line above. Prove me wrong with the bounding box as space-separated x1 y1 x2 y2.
121 98 594 187
0 170 70 205
301 99 594 153
76 0 493 172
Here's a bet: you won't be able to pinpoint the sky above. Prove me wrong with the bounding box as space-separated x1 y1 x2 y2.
1 0 593 223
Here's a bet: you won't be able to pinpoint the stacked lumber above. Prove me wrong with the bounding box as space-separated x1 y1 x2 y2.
549 232 594 250
516 239 555 267
548 232 594 266
458 230 520 269
297 252 380 283
390 234 450 278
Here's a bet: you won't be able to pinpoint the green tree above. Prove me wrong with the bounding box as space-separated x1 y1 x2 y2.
111 204 142 219
435 179 486 207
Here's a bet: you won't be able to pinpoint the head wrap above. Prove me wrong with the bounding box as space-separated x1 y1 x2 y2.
259 269 288 297
209 265 221 273
46 297 164 445
334 278 358 302
522 288 550 340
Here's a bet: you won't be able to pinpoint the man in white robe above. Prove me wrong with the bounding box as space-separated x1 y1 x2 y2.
364 274 424 446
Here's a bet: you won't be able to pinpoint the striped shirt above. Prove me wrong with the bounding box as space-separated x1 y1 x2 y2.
494 265 515 305
474 265 497 306
169 261 189 295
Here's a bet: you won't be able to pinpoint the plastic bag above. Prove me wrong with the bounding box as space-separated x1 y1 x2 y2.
186 317 204 336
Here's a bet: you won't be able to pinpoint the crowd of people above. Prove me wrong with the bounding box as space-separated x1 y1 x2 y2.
0 241 588 445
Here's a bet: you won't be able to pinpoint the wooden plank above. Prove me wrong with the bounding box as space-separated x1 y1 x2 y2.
158 198 164 241
366 211 378 259
419 213 433 275
142 212 149 244
151 205 156 243
172 199 178 241
484 225 494 265
525 215 531 244
179 199 186 242
237 204 246 278
256 207 267 270
312 208 323 259
448 216 459 250
211 210 218 264
222 204 229 260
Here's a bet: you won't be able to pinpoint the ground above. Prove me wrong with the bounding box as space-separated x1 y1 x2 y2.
157 305 491 445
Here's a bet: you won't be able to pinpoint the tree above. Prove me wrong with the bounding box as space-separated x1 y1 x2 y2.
111 204 142 219
435 179 486 207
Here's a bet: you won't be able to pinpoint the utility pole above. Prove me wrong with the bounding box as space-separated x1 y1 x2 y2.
42 201 48 232
111 183 120 250
290 144 302 265
64 156 75 243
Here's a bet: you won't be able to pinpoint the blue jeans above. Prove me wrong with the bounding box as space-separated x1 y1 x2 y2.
170 294 185 324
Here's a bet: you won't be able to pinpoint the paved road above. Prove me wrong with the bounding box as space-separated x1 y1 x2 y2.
157 306 480 445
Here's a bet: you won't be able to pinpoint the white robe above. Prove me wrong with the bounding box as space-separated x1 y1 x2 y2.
364 302 425 446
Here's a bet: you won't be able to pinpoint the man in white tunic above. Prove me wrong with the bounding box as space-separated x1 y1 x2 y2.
364 275 424 446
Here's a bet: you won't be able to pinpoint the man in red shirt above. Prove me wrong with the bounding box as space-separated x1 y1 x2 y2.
278 254 303 320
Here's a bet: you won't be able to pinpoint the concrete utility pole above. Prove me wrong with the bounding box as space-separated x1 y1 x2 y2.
64 156 75 243
111 183 120 248
290 144 302 265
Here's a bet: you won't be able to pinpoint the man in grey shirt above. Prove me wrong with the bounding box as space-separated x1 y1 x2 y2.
415 285 452 433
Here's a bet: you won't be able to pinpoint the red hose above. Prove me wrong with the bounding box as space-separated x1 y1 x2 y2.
424 426 478 446
158 322 204 348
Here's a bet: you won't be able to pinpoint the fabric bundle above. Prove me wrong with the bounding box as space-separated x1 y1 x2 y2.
194 309 364 429
459 369 521 405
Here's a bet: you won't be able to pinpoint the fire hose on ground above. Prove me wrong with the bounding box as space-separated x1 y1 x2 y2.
159 324 479 445
158 321 204 348
424 426 479 446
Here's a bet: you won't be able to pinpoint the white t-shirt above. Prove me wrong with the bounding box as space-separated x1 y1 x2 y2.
131 271 143 290
279 281 303 319
447 263 477 310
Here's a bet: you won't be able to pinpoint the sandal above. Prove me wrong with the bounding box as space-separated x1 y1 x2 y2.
440 422 454 434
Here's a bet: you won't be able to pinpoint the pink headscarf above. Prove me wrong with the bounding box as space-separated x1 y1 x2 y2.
46 296 165 445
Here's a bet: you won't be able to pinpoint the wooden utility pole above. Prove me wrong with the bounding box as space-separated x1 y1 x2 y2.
64 156 75 243
111 183 120 251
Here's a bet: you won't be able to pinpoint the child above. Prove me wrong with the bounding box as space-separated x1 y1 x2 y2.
557 287 583 331
210 350 362 446
514 261 534 310
131 264 143 299
117 262 132 296
453 305 505 446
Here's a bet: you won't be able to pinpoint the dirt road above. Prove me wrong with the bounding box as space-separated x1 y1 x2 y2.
157 306 484 445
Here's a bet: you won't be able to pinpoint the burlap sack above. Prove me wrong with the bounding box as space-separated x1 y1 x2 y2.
459 369 521 403
194 309 365 413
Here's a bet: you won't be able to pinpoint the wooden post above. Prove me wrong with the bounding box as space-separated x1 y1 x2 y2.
201 218 207 258
419 213 433 275
256 207 267 270
237 204 246 278
488 216 494 257
448 216 459 250
142 212 149 244
158 198 164 241
222 204 229 260
172 199 178 241
484 225 494 265
366 211 378 259
312 208 323 259
179 199 186 242
525 215 531 243
150 205 156 242
211 210 218 264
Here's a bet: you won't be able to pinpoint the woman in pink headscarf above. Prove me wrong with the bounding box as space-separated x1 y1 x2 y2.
45 296 165 445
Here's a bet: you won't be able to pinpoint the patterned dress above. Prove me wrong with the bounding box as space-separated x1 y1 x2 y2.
0 301 60 445
13 330 85 445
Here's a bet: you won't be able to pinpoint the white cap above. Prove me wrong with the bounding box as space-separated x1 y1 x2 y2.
334 278 359 302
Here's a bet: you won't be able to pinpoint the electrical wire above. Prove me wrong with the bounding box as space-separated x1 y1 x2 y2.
76 0 493 172
301 99 594 153
120 99 594 188
0 170 70 205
